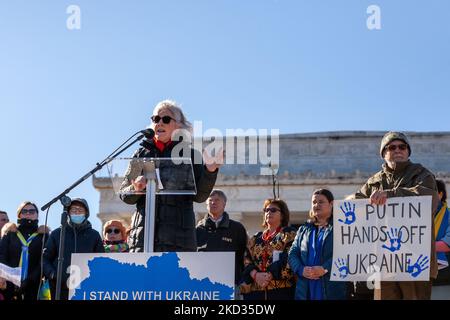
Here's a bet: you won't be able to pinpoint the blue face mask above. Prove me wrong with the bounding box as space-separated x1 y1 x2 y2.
70 214 85 225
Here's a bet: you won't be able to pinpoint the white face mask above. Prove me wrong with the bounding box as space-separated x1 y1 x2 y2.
70 214 85 225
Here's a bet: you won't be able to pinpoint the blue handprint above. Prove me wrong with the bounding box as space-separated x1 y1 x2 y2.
338 202 356 225
406 255 429 278
382 227 403 252
333 258 349 279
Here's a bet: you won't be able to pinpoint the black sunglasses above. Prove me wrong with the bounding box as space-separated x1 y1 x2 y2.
21 208 37 215
385 144 408 152
106 228 120 234
151 115 174 124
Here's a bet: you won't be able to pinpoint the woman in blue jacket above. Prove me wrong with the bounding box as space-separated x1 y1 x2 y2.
288 189 348 300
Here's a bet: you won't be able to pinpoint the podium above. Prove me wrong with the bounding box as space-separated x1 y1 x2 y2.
109 157 196 252
68 252 235 300
64 157 235 300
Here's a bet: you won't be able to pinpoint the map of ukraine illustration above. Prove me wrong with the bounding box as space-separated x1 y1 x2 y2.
72 252 234 300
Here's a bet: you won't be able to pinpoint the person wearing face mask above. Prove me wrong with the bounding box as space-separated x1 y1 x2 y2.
42 198 104 300
102 220 129 253
0 201 49 300
288 189 349 300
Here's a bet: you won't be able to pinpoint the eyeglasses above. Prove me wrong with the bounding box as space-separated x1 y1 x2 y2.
21 208 37 215
385 144 408 152
264 207 280 213
151 115 174 124
0 218 8 222
69 207 86 214
106 228 120 234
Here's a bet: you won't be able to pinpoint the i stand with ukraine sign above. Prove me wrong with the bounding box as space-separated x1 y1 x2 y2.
331 196 432 282
68 252 234 300
67 157 234 300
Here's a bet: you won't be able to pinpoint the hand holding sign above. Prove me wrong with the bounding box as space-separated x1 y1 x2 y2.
370 190 387 205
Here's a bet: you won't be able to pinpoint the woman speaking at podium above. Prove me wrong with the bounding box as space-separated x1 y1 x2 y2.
120 100 222 252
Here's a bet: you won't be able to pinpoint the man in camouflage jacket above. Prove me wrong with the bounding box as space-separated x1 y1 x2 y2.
354 131 439 300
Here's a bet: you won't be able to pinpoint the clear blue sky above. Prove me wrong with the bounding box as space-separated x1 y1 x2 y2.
0 0 449 233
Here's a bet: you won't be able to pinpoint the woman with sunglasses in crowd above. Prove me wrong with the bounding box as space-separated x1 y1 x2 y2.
0 201 49 300
103 220 129 253
239 199 297 300
120 100 222 252
288 189 349 300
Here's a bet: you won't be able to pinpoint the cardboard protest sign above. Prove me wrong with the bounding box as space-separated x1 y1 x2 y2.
331 196 432 282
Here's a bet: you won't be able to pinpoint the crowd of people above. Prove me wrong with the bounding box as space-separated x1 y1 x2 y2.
0 100 449 300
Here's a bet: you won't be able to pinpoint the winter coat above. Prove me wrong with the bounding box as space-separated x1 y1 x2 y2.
120 139 218 252
196 212 248 284
288 222 348 300
42 220 104 300
0 222 49 300
354 160 439 279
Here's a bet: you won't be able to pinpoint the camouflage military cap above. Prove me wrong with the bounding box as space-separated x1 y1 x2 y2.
380 131 411 158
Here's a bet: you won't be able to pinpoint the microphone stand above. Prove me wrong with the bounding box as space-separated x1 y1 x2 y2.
41 130 150 300
54 196 71 301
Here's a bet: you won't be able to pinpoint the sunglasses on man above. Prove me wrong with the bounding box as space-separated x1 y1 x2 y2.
385 144 408 152
151 115 174 124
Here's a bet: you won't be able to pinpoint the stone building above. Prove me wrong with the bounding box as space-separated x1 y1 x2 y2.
93 131 450 236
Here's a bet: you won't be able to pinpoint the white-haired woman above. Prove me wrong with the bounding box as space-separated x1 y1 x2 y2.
120 100 223 252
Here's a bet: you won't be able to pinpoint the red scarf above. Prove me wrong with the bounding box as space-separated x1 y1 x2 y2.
153 138 173 153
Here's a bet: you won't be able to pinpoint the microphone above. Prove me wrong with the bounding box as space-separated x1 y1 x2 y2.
139 128 155 151
140 128 155 139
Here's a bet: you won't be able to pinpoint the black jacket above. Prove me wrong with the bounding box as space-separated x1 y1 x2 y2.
120 139 218 252
42 220 104 299
0 223 49 300
196 212 248 284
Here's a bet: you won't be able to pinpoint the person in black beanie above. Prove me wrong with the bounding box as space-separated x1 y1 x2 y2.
0 201 49 300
